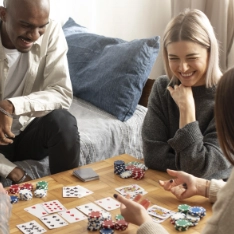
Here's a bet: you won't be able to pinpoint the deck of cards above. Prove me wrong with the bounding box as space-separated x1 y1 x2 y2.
115 184 147 199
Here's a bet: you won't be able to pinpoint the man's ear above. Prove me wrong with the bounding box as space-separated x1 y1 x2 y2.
0 6 7 22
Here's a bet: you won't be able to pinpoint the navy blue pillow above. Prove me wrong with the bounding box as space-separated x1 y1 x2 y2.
63 18 160 121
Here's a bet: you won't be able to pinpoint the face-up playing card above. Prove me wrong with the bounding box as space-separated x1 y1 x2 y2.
76 202 104 215
63 185 93 198
41 200 66 214
151 216 165 223
24 204 48 218
40 214 68 229
147 205 172 220
58 208 87 223
17 220 47 234
94 197 120 211
115 184 147 199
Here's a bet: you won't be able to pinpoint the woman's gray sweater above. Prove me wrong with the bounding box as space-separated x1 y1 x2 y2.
142 76 232 179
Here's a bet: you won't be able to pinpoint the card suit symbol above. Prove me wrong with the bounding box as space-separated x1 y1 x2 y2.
66 211 70 213
75 218 79 220
32 206 36 209
99 201 102 203
42 212 47 215
71 214 74 217
56 219 60 221
50 225 54 227
52 216 56 218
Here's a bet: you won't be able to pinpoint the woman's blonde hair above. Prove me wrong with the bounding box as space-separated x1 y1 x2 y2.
215 67 234 165
163 9 222 87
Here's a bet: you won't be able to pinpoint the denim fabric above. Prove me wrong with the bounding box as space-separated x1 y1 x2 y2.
63 18 160 121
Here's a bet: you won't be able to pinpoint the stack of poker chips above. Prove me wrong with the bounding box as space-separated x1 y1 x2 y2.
171 204 206 231
114 219 129 231
102 220 115 229
87 211 103 231
19 189 33 201
115 214 124 221
131 167 145 180
10 195 19 204
114 160 126 175
34 181 48 198
114 160 147 180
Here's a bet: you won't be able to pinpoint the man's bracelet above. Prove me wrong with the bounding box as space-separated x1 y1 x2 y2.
15 171 28 184
0 106 13 118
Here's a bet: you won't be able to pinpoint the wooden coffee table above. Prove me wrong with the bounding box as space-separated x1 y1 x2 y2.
9 154 212 234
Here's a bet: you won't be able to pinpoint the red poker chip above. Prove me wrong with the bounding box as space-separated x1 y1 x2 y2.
102 220 115 229
8 184 20 194
115 220 128 231
89 211 102 218
125 165 137 171
20 183 33 191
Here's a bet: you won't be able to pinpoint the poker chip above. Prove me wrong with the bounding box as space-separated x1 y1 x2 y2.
101 211 112 221
115 214 124 221
188 206 205 217
115 219 128 231
102 220 115 229
125 165 137 171
114 160 125 175
19 189 33 201
131 168 145 180
87 211 103 231
175 219 191 231
20 183 33 191
8 184 20 194
125 161 148 170
120 170 132 179
10 195 19 204
34 189 47 198
100 228 114 234
170 212 186 224
186 214 200 224
36 181 48 190
178 204 191 214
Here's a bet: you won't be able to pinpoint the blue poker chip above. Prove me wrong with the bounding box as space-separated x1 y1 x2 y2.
100 228 114 234
10 195 19 204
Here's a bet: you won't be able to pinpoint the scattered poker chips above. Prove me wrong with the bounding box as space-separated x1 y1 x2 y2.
114 160 125 175
10 195 19 204
19 189 33 201
36 181 48 190
8 184 20 194
34 189 47 198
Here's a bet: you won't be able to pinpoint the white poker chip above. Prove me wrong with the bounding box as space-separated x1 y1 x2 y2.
171 212 186 221
120 170 132 179
186 214 200 223
19 189 33 201
34 189 47 198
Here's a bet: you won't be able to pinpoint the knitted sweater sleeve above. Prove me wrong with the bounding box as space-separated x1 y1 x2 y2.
142 76 231 179
137 221 169 234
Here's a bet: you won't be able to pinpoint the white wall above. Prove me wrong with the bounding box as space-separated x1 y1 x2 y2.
0 0 171 78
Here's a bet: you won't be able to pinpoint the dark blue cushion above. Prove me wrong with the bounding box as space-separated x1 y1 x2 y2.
63 18 160 121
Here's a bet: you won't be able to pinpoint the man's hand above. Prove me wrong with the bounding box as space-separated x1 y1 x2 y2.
7 167 32 184
0 100 15 145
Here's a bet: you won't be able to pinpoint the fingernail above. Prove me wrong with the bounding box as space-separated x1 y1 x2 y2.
113 194 118 199
170 179 174 183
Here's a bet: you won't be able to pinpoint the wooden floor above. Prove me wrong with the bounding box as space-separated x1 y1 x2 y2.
9 154 212 234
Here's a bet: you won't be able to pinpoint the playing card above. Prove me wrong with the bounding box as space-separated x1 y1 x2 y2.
63 185 93 198
41 200 66 214
17 220 47 234
147 205 172 220
58 208 87 223
76 202 104 215
40 214 68 229
115 184 147 199
24 204 48 218
94 197 120 211
151 216 165 223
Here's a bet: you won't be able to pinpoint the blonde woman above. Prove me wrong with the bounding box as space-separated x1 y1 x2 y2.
142 9 231 179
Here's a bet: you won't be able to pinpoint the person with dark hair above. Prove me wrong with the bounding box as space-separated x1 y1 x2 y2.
0 0 80 185
142 8 231 179
114 66 234 234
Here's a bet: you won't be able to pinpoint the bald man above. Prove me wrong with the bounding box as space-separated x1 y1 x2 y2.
0 0 80 184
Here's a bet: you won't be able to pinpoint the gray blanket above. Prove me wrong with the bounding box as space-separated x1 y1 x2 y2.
1 97 147 187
